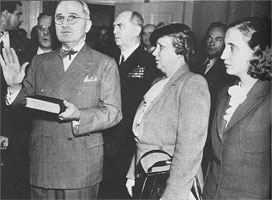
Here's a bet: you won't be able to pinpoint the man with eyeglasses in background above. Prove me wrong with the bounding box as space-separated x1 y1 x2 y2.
0 1 33 199
190 21 237 181
0 0 122 199
29 12 61 59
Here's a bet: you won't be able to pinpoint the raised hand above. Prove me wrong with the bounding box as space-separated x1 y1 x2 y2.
0 48 28 88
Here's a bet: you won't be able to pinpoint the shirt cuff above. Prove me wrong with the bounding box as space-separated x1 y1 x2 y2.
6 85 22 105
71 119 80 135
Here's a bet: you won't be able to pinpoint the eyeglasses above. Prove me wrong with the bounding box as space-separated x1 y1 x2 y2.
206 37 223 44
55 15 89 25
37 25 51 32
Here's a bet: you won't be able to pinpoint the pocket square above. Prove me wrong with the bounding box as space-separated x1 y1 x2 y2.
83 75 97 82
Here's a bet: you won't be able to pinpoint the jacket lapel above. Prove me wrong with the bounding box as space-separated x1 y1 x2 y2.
119 46 142 72
216 90 230 141
224 80 270 133
143 65 190 116
51 44 96 98
42 50 65 91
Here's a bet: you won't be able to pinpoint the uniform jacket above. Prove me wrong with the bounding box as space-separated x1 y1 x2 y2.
127 65 210 200
13 44 122 189
117 45 162 131
203 80 271 199
104 45 162 160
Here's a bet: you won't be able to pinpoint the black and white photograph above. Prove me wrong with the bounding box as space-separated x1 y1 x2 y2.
0 0 271 199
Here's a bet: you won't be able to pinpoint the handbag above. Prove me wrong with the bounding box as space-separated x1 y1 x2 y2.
133 149 202 200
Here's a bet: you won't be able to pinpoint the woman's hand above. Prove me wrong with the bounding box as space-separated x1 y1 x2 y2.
0 48 28 88
126 178 135 197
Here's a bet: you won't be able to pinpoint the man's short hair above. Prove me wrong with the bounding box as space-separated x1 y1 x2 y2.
1 1 22 13
37 12 53 22
206 21 227 34
56 0 90 19
130 11 144 29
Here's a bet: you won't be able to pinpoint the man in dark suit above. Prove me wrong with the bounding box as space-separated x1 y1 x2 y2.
99 10 162 199
29 13 53 58
29 12 61 60
0 1 33 199
0 0 122 199
191 21 236 180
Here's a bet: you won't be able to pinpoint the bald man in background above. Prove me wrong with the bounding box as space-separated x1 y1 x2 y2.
142 24 156 53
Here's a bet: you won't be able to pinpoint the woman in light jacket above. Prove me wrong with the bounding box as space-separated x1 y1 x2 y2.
203 16 271 199
126 23 210 200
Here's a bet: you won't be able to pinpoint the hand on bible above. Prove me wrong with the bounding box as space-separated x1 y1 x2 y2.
0 47 28 88
58 100 80 121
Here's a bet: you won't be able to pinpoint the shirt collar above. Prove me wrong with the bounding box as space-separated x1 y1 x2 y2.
62 39 85 52
121 43 139 61
208 57 217 67
205 57 217 67
0 31 10 47
37 46 52 55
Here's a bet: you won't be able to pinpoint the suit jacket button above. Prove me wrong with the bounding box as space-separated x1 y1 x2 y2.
76 91 81 95
41 89 45 93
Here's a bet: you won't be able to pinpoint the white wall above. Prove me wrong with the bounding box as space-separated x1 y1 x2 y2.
21 1 42 38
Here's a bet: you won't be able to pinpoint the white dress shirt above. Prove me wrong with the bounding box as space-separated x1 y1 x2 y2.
37 46 52 55
119 43 140 64
0 31 10 48
204 58 217 74
62 41 85 71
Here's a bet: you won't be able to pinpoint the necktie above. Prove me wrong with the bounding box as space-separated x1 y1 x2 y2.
59 48 78 60
119 55 124 65
202 59 210 75
0 41 3 55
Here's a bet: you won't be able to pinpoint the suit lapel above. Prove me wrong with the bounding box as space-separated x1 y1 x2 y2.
205 59 223 78
224 80 270 133
216 91 230 141
51 44 96 98
143 65 190 116
119 46 142 73
42 50 65 91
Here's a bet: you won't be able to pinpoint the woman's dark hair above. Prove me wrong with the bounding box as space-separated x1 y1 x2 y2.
229 16 271 81
169 30 197 64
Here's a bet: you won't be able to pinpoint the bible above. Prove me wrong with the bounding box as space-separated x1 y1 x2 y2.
25 95 65 114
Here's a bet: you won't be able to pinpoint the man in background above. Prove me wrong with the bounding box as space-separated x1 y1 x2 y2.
93 26 119 59
191 21 237 179
31 12 53 56
100 10 162 199
142 24 156 53
29 12 61 59
0 1 32 199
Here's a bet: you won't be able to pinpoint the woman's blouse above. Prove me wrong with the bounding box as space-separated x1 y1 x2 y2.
223 80 257 127
134 77 169 137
